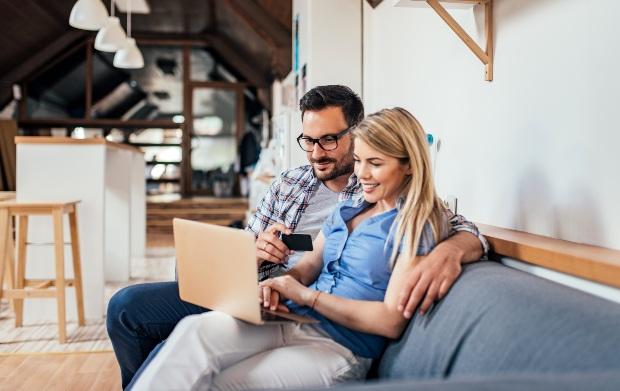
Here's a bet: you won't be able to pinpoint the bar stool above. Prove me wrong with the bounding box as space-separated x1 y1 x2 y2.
0 200 85 343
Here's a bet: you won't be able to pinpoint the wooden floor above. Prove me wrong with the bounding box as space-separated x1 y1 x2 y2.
0 351 120 390
0 247 176 354
0 199 248 390
0 239 177 390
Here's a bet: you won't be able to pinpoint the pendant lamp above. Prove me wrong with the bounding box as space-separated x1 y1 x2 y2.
113 1 144 69
69 0 109 31
95 1 127 52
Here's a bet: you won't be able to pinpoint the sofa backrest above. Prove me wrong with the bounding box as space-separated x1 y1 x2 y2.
377 261 620 379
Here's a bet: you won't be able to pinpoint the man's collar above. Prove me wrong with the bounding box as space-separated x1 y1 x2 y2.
352 192 366 207
344 173 359 190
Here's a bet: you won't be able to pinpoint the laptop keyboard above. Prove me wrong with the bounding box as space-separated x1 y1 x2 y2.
260 309 295 322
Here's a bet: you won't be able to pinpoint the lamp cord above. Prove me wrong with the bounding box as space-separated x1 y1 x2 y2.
127 0 132 38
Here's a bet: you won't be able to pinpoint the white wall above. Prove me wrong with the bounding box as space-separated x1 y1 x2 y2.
363 0 620 250
281 0 363 168
304 0 362 93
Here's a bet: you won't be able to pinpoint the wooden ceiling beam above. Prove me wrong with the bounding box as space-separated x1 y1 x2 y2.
1 30 87 86
225 0 291 79
206 33 271 88
0 30 88 109
206 0 217 34
132 31 211 46
3 0 63 34
22 0 68 29
24 38 88 85
226 0 290 47
270 46 291 81
256 87 272 114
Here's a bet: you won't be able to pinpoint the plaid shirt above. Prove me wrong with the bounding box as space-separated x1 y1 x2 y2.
247 165 489 279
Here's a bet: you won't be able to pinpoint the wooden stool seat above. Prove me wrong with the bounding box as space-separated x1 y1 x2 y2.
0 200 85 343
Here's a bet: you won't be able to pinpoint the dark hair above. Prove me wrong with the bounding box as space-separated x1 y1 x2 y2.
299 85 364 128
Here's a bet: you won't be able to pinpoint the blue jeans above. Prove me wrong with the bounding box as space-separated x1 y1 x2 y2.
106 282 208 389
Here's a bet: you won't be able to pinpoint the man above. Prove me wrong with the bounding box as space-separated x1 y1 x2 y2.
107 85 488 389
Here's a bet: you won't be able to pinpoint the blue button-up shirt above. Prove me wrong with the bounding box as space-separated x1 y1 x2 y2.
247 165 488 281
287 197 443 358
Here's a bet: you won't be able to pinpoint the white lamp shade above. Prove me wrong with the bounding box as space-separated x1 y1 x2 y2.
95 17 127 52
114 38 145 69
69 0 109 31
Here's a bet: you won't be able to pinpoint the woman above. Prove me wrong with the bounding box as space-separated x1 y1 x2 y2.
130 108 452 390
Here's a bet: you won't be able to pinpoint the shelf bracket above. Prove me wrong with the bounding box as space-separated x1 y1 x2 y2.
425 0 494 81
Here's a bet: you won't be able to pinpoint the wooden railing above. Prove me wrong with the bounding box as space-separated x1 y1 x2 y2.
478 224 620 289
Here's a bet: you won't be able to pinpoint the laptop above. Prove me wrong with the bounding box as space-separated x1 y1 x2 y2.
173 218 318 325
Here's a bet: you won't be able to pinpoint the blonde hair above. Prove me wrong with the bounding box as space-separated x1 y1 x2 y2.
353 107 447 266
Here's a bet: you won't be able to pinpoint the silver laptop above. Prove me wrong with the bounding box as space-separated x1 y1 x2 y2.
173 218 318 325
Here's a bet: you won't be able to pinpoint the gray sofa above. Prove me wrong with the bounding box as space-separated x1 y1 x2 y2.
319 261 620 390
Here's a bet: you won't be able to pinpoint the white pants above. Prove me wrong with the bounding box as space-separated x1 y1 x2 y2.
131 311 372 391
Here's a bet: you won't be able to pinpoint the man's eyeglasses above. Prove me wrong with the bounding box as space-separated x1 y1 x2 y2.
296 126 352 152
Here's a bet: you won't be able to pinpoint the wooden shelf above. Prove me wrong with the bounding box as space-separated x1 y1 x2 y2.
131 143 181 147
191 134 236 139
147 178 180 183
18 118 180 129
479 224 620 289
146 161 181 165
404 0 494 81
430 0 487 4
395 0 487 5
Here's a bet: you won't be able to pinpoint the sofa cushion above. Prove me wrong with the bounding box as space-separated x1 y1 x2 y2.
378 261 620 379
303 371 620 391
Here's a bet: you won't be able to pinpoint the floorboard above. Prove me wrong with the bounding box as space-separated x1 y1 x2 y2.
0 352 120 391
0 235 176 390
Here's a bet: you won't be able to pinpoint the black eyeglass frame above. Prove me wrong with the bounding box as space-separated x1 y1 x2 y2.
296 126 353 152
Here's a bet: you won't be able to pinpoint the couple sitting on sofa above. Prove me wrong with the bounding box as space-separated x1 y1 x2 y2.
107 85 489 390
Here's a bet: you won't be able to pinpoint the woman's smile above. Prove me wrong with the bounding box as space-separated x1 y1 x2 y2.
354 138 410 209
361 183 379 193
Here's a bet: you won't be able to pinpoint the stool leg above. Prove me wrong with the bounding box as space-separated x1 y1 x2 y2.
5 217 16 312
68 209 85 326
0 209 8 304
14 215 28 328
53 209 67 344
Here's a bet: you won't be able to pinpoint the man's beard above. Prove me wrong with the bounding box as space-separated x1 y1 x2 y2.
311 154 355 181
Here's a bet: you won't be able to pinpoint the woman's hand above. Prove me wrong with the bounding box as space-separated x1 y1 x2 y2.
259 275 315 309
258 283 290 313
